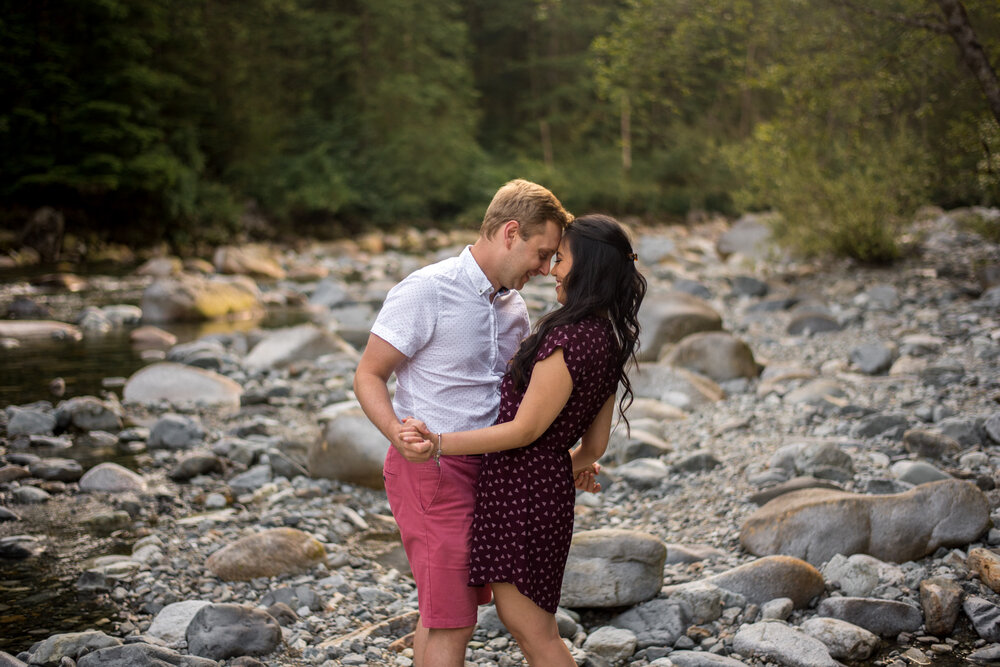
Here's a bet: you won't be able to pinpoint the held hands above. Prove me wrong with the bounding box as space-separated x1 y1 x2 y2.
394 417 435 462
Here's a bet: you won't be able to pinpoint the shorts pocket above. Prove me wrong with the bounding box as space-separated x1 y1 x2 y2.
416 460 443 512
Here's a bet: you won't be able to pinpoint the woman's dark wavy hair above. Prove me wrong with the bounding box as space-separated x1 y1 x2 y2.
508 214 647 428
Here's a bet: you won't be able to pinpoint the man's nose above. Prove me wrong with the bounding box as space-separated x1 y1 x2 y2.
538 261 550 276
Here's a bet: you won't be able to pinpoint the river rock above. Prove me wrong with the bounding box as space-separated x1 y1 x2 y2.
716 214 775 260
6 407 55 436
129 325 178 350
783 379 848 411
665 555 824 609
170 451 224 481
0 320 82 342
663 331 760 382
732 621 841 667
611 458 671 490
55 396 122 432
28 457 82 482
799 616 879 661
791 440 854 481
213 245 286 280
228 464 272 495
637 291 723 361
816 597 922 637
984 412 1000 445
136 256 184 277
730 275 769 297
666 652 750 667
787 312 842 335
76 642 218 667
243 324 351 370
0 535 45 558
185 603 282 660
205 527 326 581
124 362 243 411
890 459 951 485
0 507 21 522
141 274 263 322
79 462 147 493
739 479 989 565
920 577 963 636
966 595 1000 642
147 600 214 645
850 412 909 439
149 413 206 450
821 553 902 598
849 342 895 375
902 428 960 459
25 630 121 665
12 486 50 504
969 548 1000 594
308 407 389 488
582 626 637 665
632 364 724 410
561 529 666 608
748 477 842 505
608 598 691 649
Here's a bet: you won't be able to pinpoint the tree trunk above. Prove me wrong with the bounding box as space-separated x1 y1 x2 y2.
934 0 1000 127
621 94 632 173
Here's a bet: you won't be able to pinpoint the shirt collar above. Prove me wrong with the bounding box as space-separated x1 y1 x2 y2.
460 246 505 298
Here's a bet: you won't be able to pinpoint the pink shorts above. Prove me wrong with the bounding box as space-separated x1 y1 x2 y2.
383 446 492 628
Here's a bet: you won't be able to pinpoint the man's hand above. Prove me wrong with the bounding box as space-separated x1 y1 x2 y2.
394 417 435 462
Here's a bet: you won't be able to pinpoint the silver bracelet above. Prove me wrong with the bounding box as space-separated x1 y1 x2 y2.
434 432 442 466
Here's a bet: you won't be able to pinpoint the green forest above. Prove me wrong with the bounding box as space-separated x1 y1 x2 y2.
2 0 999 261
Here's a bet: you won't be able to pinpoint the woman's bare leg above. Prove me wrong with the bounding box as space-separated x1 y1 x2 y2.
492 582 575 667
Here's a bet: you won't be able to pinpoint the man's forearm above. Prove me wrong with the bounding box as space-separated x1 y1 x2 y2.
353 372 401 441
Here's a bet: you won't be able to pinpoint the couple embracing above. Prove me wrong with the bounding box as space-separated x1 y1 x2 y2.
354 179 646 667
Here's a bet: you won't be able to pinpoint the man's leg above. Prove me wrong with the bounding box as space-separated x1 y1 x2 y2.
413 618 474 667
492 583 574 667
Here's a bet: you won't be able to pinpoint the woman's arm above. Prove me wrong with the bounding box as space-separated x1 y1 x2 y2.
570 394 615 474
403 348 574 456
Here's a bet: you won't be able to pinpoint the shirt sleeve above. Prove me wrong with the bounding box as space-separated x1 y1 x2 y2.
370 273 438 358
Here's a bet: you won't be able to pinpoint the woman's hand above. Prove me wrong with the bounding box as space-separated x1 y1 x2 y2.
394 417 435 462
573 462 602 493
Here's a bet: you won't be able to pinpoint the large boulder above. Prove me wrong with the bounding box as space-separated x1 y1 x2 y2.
77 643 217 667
740 479 989 565
663 331 761 382
631 363 723 411
213 245 286 280
308 406 390 488
0 320 82 342
141 274 263 323
637 291 723 362
561 529 666 608
123 362 243 411
733 621 841 667
185 603 282 660
205 527 326 581
662 555 824 609
243 324 354 370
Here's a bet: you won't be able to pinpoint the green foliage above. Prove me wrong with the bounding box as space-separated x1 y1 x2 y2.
1 0 999 255
732 122 930 263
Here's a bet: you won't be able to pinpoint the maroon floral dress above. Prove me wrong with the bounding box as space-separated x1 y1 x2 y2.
467 315 619 613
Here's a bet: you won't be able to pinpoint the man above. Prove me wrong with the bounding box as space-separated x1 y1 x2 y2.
353 179 571 667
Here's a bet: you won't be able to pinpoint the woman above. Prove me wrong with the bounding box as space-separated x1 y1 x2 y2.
399 214 646 666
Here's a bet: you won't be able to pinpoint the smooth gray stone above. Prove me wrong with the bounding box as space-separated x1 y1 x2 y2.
716 214 774 260
920 363 965 387
786 313 841 335
582 626 638 666
967 643 1000 665
5 407 55 436
816 597 922 637
740 479 988 565
266 449 309 480
985 412 1000 445
149 414 205 450
849 343 894 375
169 451 223 481
664 331 760 382
733 621 840 667
800 616 879 661
259 585 322 612
748 477 842 506
0 507 21 522
863 284 900 310
185 603 281 660
55 396 122 432
0 535 44 559
561 529 666 608
938 416 984 447
891 460 951 485
667 651 750 666
79 462 147 493
673 452 722 473
671 279 712 300
965 595 1000 643
0 650 28 666
27 630 121 665
12 486 50 504
636 235 677 265
730 275 769 297
28 458 83 482
228 464 272 495
77 642 217 666
608 598 691 649
610 458 671 490
243 324 351 370
636 290 723 362
147 601 213 645
850 413 910 439
308 407 389 488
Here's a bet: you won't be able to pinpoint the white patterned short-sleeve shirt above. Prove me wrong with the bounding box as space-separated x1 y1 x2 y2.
370 246 530 433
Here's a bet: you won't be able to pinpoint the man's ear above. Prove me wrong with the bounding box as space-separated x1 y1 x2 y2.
503 220 520 248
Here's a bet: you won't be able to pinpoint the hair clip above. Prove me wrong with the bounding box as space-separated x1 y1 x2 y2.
628 253 638 261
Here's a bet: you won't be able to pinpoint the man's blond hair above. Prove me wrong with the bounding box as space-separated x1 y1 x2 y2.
480 179 572 240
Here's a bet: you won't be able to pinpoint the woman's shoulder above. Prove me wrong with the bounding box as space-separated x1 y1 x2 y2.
543 315 612 347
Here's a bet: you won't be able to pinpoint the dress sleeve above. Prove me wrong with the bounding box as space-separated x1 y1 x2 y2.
535 323 589 387
370 274 438 358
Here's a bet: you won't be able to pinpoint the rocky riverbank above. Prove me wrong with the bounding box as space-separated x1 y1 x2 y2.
1 208 1000 667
